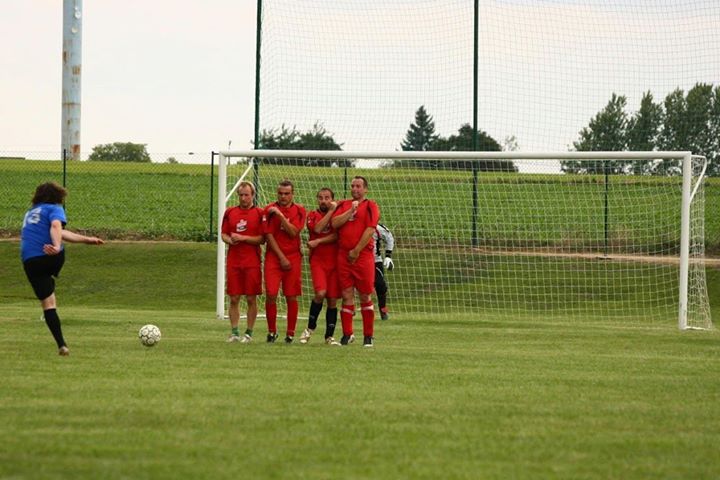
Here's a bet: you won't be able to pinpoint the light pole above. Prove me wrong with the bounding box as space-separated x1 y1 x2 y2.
62 0 82 160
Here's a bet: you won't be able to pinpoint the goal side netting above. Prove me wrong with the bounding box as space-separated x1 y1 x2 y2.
216 150 712 330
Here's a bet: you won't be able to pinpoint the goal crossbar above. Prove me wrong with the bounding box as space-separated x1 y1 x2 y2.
219 150 693 161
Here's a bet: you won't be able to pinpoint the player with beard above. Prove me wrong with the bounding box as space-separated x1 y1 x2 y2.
299 188 341 345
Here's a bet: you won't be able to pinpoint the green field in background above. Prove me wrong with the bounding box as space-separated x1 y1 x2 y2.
0 160 214 240
1 160 718 253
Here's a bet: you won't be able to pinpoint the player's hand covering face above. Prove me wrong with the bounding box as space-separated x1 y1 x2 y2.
317 191 335 213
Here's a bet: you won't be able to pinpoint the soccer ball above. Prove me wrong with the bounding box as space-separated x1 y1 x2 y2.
138 324 161 347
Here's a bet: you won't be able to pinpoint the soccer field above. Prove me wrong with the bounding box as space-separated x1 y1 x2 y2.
1 241 719 479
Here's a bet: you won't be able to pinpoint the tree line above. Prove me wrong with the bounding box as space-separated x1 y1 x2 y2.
85 84 719 177
393 105 516 171
254 122 351 167
254 106 516 171
563 83 720 176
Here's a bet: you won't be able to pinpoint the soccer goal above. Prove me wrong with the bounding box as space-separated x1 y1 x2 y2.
216 150 712 330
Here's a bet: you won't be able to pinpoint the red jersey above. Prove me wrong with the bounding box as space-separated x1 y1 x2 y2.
332 199 380 252
221 206 264 268
307 209 338 264
263 202 306 258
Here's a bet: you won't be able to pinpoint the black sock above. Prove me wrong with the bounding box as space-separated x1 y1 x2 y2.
308 301 323 330
325 308 338 338
378 292 387 310
43 308 66 348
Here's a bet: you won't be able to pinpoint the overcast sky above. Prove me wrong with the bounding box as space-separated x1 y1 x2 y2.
2 1 719 163
2 0 257 158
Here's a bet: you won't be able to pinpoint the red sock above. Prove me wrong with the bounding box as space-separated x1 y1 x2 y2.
361 301 375 337
341 304 355 335
286 299 298 337
266 302 277 333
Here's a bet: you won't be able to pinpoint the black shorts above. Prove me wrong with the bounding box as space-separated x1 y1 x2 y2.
23 251 65 301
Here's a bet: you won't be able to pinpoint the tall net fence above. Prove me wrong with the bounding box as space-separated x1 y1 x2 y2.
259 0 473 152
251 0 720 327
258 0 720 174
0 151 216 241
223 153 713 328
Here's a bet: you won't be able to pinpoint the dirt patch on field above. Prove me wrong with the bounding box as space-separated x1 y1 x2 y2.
467 248 720 266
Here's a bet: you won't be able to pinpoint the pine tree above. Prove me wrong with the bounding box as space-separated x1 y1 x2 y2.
401 106 439 151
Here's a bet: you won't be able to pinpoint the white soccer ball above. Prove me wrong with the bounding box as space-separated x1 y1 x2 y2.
138 324 162 347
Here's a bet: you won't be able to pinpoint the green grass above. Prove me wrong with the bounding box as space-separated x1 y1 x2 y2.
0 239 701 324
0 160 214 240
1 160 719 253
241 163 720 254
1 241 719 479
0 241 215 311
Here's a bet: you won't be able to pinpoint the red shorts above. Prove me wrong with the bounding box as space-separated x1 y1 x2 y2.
264 254 302 297
337 250 375 295
310 259 340 298
226 265 262 296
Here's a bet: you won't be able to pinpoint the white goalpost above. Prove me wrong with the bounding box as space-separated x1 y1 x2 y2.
216 150 712 331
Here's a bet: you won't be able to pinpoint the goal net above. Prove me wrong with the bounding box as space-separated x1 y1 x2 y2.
217 150 712 330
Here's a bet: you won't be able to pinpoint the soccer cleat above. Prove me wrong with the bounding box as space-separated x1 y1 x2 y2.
58 346 70 356
284 336 294 344
266 332 279 343
363 336 374 348
340 334 355 346
380 312 389 321
240 334 252 343
325 336 341 346
226 334 241 343
299 328 313 344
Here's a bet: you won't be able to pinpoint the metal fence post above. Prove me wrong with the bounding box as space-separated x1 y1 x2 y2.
209 152 217 241
62 148 67 187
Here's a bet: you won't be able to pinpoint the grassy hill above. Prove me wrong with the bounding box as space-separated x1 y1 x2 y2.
1 159 718 254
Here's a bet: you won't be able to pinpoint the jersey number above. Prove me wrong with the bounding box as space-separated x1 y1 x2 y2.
23 207 42 228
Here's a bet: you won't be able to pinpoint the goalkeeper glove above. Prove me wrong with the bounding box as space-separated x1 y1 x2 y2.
383 257 394 271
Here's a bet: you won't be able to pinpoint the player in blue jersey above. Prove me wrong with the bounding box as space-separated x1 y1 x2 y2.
21 182 104 356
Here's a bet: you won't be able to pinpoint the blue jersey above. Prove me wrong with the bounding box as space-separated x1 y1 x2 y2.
21 203 67 262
